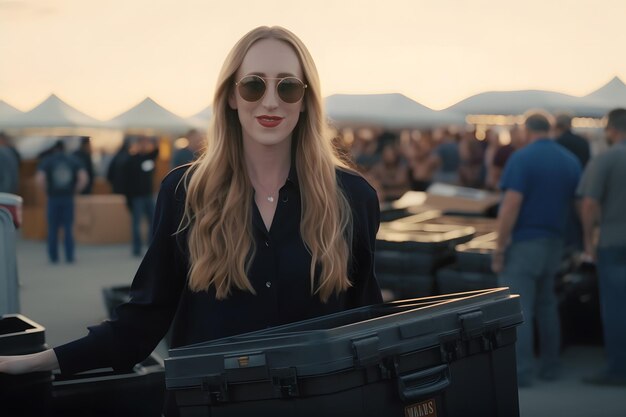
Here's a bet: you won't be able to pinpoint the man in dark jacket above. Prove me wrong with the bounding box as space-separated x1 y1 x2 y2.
554 113 591 252
107 135 134 209
72 136 94 194
125 135 159 257
554 113 590 168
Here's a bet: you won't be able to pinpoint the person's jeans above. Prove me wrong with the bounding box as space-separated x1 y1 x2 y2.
46 196 75 263
597 246 626 379
130 195 155 256
499 237 563 381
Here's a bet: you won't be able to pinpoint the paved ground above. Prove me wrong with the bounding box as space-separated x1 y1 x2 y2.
12 237 626 417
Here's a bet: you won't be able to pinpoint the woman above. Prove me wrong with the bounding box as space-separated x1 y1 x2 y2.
0 26 382 414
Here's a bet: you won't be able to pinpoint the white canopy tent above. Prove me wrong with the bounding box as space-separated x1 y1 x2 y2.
109 97 195 134
446 89 610 118
0 101 23 126
584 77 626 109
186 105 212 130
0 94 112 129
325 93 465 129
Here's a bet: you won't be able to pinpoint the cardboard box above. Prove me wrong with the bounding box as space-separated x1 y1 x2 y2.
19 160 39 178
18 178 46 207
91 177 112 195
21 206 46 241
74 195 131 244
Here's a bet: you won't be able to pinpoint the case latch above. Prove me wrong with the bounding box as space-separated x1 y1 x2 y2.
352 335 380 368
270 367 299 398
200 374 228 403
459 310 485 340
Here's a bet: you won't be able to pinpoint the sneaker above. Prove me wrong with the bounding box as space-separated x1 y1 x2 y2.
582 373 626 387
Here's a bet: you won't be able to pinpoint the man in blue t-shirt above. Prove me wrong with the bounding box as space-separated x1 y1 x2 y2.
491 112 581 387
36 139 88 263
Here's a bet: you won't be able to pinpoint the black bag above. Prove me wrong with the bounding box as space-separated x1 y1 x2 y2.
556 260 603 346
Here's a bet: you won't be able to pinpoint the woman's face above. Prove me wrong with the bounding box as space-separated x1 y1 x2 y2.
229 38 305 150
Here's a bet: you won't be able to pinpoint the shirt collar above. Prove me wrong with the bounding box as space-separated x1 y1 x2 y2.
286 163 298 189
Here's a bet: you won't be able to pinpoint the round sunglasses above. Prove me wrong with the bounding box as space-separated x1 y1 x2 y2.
235 75 307 104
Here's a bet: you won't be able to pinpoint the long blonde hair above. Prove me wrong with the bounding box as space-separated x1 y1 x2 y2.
181 26 354 302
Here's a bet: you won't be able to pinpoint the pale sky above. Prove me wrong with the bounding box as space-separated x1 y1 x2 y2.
1 0 625 119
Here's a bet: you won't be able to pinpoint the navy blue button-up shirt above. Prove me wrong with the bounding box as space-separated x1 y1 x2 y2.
55 163 382 375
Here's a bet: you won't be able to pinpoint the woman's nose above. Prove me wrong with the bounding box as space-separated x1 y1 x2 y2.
261 80 279 109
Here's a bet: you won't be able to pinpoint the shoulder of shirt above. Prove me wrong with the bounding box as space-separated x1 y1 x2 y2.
160 163 192 198
593 147 626 165
336 167 378 201
513 140 556 160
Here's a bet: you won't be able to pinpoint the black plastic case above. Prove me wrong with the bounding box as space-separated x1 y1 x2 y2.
166 288 523 417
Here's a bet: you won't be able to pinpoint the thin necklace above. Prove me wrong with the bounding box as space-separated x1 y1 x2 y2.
249 165 290 204
251 179 282 204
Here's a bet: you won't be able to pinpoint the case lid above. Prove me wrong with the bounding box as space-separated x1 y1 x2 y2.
0 314 47 355
165 288 522 392
376 222 475 252
456 233 498 254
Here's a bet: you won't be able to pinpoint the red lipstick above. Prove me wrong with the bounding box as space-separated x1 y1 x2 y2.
256 115 284 128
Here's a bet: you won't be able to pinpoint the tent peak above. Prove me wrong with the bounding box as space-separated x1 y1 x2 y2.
44 93 64 102
0 100 22 112
605 76 626 89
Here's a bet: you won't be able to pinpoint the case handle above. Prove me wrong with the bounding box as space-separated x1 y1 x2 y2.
397 364 450 402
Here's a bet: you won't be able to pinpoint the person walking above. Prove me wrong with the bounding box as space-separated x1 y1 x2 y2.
578 108 626 386
125 135 159 257
35 139 88 263
491 112 581 387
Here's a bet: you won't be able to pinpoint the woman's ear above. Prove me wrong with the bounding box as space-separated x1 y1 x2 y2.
228 91 238 110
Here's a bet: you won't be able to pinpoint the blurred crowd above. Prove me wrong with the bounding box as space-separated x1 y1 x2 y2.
0 130 206 261
342 113 593 202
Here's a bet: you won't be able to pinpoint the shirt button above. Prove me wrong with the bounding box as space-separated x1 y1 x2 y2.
265 281 272 288
265 241 270 247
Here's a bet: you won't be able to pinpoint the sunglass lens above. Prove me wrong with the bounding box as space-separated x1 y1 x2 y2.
277 78 305 103
238 76 266 102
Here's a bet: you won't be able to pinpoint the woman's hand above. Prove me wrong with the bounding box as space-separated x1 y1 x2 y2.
0 349 59 375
